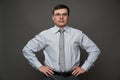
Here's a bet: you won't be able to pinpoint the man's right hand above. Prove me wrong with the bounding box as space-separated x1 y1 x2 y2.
39 66 54 77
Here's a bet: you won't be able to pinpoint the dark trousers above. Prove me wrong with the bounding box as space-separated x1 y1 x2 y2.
43 75 80 80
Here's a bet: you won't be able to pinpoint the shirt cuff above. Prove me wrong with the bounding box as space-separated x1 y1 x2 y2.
81 61 92 71
30 62 43 70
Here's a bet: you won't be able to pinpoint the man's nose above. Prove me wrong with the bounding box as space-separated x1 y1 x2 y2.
60 15 64 19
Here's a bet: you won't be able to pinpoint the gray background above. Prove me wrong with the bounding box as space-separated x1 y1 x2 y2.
1 0 120 80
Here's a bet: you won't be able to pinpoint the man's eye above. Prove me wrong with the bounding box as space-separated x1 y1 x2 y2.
63 13 68 16
54 14 61 16
54 13 68 16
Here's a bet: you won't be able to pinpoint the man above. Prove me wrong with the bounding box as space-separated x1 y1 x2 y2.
22 4 100 80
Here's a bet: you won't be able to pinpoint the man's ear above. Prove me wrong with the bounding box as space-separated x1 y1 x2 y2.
52 15 54 21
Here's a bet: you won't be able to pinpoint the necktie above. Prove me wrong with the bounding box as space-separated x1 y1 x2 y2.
59 29 65 72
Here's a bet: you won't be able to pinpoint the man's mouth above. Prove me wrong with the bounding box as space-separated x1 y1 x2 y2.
59 20 64 23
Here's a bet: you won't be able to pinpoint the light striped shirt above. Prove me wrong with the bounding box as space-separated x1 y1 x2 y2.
22 25 100 72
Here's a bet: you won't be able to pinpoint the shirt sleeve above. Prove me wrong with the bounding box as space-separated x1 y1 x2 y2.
22 32 46 70
80 32 101 71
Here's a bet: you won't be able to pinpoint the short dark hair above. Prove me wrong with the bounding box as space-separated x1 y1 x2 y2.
52 4 70 16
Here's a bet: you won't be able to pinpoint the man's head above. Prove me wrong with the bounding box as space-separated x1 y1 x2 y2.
52 4 70 28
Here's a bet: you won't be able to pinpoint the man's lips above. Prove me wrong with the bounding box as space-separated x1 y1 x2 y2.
59 20 64 23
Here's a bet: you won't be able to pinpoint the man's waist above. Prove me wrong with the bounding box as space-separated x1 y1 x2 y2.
53 71 72 77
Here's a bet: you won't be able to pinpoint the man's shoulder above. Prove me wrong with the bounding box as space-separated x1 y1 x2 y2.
38 26 54 35
69 26 83 34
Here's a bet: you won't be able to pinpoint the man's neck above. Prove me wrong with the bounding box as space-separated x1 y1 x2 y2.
55 25 67 29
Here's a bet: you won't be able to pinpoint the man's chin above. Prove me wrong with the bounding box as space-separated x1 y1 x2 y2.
58 25 66 28
57 24 67 28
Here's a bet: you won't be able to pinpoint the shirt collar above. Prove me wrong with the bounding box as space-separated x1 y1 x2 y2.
53 25 70 34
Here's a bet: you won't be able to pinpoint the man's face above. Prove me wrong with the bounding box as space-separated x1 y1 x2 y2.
52 9 69 28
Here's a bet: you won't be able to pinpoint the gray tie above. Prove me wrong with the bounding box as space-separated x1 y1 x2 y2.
59 29 65 72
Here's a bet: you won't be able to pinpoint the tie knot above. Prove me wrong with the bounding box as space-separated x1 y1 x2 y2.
59 29 65 33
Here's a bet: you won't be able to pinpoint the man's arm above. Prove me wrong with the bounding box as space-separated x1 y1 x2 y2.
22 33 46 70
80 33 101 71
72 32 100 77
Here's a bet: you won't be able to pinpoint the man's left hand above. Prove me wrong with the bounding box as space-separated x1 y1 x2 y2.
72 66 85 77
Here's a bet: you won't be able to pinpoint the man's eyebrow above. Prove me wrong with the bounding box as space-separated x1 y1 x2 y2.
55 13 68 14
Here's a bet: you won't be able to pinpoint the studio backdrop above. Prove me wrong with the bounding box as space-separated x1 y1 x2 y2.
1 0 120 80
